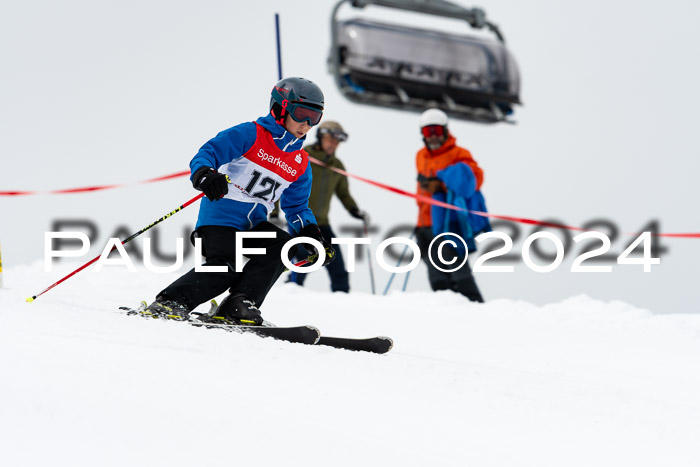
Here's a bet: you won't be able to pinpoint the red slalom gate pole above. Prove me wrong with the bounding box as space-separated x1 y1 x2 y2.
27 193 205 302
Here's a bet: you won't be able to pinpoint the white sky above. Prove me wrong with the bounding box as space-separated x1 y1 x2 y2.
1 0 699 313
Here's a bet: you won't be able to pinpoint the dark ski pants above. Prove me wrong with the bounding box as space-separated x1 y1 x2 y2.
157 222 296 310
289 224 350 292
415 226 484 303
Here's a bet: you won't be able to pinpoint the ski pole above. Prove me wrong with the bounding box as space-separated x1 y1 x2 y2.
290 254 317 268
382 243 408 295
363 220 376 294
27 193 205 302
382 230 415 295
401 231 417 292
401 268 412 292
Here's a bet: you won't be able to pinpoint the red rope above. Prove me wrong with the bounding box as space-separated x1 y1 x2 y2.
0 170 190 196
3 161 697 238
307 156 699 239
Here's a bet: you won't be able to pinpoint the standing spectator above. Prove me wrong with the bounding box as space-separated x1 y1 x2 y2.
286 121 368 292
414 108 490 302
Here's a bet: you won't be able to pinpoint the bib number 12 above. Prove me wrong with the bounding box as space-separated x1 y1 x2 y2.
245 170 281 202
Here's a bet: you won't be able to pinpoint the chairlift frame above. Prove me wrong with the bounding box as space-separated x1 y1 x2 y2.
328 0 520 123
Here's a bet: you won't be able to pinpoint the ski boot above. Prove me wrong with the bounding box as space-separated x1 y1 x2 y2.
217 293 264 326
144 298 190 320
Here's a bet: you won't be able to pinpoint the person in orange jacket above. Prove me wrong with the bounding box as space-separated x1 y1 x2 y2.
415 108 490 302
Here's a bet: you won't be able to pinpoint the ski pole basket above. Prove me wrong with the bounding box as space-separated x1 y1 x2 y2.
328 0 521 123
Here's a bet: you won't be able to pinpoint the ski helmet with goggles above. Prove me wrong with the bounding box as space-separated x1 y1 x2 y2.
420 108 448 128
317 121 348 142
270 77 324 126
419 108 449 139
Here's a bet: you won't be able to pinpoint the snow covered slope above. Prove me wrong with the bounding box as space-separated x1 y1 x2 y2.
2 263 699 466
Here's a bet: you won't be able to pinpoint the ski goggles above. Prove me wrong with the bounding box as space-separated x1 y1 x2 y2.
421 125 446 138
286 101 324 126
319 128 348 142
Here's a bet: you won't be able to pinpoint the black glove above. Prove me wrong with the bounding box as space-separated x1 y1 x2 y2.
297 224 336 266
193 167 230 201
416 173 432 184
349 207 370 224
417 173 444 194
270 201 281 219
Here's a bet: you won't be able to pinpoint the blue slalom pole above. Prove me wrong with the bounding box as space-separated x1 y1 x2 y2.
275 13 283 80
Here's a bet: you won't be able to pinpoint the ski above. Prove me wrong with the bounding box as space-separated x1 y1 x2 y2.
191 300 393 353
119 302 394 354
219 322 320 345
316 335 393 354
119 305 320 345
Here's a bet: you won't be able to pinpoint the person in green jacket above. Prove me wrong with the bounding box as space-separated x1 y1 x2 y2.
282 121 369 292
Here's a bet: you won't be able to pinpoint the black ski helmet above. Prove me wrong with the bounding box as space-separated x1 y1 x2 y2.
270 77 324 122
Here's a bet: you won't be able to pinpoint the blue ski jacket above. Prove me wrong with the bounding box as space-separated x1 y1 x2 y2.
190 113 317 234
432 162 491 254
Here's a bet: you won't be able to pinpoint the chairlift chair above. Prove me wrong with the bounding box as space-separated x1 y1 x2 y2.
328 0 521 123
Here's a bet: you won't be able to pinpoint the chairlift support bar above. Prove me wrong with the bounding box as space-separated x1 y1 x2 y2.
328 0 519 123
347 0 505 42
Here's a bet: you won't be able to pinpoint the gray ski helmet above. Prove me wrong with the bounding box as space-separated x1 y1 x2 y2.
270 77 325 112
317 120 348 142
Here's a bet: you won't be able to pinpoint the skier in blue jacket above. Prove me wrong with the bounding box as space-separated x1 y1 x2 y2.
146 77 335 325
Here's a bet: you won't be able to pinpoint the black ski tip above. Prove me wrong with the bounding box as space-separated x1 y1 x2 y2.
365 336 393 354
316 335 394 354
376 336 394 354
